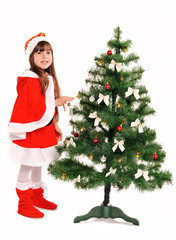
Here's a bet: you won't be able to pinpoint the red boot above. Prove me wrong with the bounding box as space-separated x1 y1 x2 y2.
32 188 57 210
16 188 44 218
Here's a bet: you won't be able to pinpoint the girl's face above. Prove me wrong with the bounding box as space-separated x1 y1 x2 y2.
33 49 52 70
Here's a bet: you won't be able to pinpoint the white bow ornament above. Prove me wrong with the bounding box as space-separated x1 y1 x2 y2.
112 139 125 152
97 93 109 106
89 111 102 126
125 87 140 100
73 175 81 183
105 167 117 177
109 60 122 72
65 138 76 148
131 118 145 133
135 169 149 181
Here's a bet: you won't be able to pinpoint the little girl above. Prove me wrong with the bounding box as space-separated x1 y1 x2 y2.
8 33 74 218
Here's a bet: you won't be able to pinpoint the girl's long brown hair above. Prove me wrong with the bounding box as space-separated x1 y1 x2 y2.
29 41 61 98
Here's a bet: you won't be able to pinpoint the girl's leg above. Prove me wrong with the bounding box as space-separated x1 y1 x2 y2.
17 165 32 183
31 166 42 184
16 165 32 190
16 165 44 218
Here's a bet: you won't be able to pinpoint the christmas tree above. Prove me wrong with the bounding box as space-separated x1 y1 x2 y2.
48 27 172 225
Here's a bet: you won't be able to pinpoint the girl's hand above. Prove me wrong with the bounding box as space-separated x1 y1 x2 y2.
54 123 63 142
55 96 75 107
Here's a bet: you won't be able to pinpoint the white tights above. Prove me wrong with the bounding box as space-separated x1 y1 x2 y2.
16 165 43 190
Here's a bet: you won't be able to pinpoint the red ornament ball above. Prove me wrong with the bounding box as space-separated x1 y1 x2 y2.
107 50 112 56
153 153 158 160
93 137 99 144
105 83 110 90
117 125 123 131
74 132 79 138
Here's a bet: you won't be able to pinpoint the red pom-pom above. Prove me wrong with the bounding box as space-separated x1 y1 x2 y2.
105 83 110 90
153 153 158 160
117 125 123 131
107 50 112 56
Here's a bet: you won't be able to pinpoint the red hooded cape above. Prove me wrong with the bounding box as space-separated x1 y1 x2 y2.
8 70 58 166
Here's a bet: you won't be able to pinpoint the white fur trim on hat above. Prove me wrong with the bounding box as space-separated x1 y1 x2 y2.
26 36 49 56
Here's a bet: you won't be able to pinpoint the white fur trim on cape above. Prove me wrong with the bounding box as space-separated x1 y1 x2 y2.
8 70 55 141
21 69 39 78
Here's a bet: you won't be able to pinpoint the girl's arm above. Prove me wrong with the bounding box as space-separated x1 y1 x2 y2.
53 115 63 141
52 115 57 125
55 96 75 107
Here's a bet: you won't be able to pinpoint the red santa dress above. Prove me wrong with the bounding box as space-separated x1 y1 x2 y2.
8 70 59 166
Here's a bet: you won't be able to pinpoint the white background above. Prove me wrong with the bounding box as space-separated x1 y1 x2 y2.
0 0 176 239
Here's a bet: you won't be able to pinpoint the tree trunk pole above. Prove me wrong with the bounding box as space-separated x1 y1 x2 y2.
102 183 111 206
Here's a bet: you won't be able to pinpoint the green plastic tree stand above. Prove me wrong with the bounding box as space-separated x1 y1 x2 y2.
74 205 139 225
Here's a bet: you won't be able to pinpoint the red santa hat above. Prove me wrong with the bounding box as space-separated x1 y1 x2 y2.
24 32 50 56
